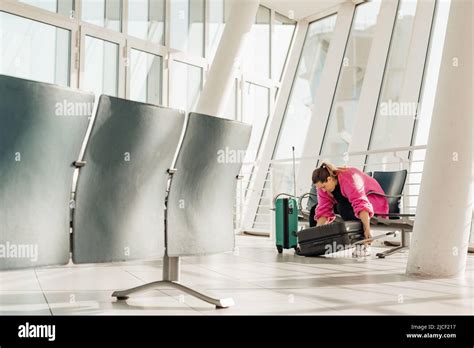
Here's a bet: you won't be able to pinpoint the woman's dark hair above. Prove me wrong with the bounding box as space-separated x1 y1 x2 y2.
312 162 345 184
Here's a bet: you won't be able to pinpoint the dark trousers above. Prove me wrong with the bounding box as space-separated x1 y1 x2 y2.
309 201 358 227
309 205 317 227
334 201 357 221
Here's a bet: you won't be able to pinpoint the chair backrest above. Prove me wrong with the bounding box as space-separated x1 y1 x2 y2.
166 113 252 256
72 96 185 264
305 185 318 211
372 170 408 214
0 75 93 270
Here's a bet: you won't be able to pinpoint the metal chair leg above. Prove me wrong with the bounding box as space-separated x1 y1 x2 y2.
111 255 234 309
112 280 235 308
377 229 411 259
376 245 408 258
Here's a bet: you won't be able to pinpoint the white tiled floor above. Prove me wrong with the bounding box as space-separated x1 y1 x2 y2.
1 235 473 315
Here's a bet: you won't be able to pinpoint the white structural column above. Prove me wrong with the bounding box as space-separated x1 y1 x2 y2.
195 0 259 117
406 0 473 277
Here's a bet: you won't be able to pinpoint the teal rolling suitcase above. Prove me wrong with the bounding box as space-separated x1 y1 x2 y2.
275 198 298 253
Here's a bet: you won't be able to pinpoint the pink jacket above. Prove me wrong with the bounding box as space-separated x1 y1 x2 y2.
315 167 388 222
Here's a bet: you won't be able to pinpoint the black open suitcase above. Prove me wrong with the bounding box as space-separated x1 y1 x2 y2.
296 221 364 256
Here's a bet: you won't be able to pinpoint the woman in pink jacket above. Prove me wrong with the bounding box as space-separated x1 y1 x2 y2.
312 162 389 256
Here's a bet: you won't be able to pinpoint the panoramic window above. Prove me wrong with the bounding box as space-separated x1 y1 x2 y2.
127 0 165 44
170 60 202 112
0 11 70 86
83 36 119 97
169 0 205 57
242 6 271 79
273 15 338 161
273 12 296 81
207 0 226 61
367 0 424 168
129 49 162 105
319 0 382 162
242 82 271 165
19 0 73 16
82 0 122 32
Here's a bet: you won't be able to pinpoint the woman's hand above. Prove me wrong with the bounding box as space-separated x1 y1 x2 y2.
359 210 372 244
316 217 328 226
363 225 372 244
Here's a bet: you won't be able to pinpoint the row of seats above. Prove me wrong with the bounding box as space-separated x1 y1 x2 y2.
0 74 252 271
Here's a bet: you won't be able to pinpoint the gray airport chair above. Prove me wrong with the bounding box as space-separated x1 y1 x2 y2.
368 170 415 258
112 113 252 308
0 75 93 270
1 75 252 308
71 95 185 264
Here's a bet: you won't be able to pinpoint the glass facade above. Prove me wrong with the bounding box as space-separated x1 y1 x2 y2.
207 0 226 61
19 0 73 16
242 6 270 79
0 0 449 236
367 0 420 167
170 0 205 57
273 12 296 81
274 15 337 160
83 36 119 97
0 11 70 86
129 49 162 105
128 0 165 44
243 82 270 165
82 0 122 32
170 61 202 112
319 0 382 162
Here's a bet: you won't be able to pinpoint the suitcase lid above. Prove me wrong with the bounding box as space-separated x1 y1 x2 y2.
297 222 345 242
297 221 363 243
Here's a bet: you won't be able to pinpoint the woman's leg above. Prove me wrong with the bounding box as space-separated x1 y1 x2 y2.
309 205 317 227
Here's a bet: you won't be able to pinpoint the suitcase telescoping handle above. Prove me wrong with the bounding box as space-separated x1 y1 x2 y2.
308 231 397 248
292 146 297 200
352 231 397 246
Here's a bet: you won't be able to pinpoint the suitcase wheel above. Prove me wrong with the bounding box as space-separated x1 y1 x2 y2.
277 245 283 254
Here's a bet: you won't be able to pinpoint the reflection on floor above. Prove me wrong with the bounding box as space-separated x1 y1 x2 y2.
1 235 473 315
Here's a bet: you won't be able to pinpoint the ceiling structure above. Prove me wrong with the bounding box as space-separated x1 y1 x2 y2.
260 0 347 20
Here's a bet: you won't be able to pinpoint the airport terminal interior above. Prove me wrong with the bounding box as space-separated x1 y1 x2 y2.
0 0 473 316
